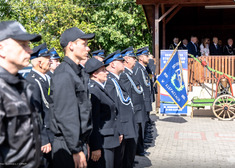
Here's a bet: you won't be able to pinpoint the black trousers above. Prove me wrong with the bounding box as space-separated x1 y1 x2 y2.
123 138 136 168
88 148 115 168
52 136 88 168
114 139 125 168
136 123 144 154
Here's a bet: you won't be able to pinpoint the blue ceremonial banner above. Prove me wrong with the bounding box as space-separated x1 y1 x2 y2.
157 50 188 109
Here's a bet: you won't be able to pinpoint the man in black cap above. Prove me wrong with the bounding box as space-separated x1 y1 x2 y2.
26 43 53 168
119 47 146 159
47 48 60 77
0 21 41 167
85 58 120 168
50 27 94 168
104 50 136 168
92 49 105 61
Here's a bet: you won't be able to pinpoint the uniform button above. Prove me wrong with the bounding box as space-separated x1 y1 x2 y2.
114 117 117 120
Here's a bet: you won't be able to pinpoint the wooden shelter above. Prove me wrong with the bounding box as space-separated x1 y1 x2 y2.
136 0 235 106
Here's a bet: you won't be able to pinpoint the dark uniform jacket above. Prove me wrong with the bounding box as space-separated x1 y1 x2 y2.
26 69 54 146
133 62 152 112
209 43 222 55
46 71 53 78
0 66 41 167
223 45 235 55
105 72 136 139
187 41 200 57
50 56 92 154
88 80 120 151
119 68 146 138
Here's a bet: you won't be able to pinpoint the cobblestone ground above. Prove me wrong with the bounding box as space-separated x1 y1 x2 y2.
135 114 235 168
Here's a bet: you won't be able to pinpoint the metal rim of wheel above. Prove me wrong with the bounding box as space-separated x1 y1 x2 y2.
212 94 235 121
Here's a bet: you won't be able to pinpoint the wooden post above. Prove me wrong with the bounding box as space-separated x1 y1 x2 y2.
155 3 160 109
161 4 166 49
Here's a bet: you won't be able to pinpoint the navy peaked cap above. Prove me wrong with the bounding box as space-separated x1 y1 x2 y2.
121 46 135 57
85 57 106 74
92 49 105 58
30 43 51 60
49 47 60 60
136 46 149 56
104 50 123 65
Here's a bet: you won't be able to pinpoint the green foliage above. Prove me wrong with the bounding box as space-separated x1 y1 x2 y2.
0 0 151 57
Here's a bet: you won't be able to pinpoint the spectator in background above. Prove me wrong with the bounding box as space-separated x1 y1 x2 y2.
223 38 235 55
169 37 182 49
209 37 222 55
200 38 210 56
218 40 223 48
187 35 200 57
182 38 188 49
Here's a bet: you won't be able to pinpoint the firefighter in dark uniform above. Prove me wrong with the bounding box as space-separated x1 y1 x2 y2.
49 27 94 168
47 48 60 78
85 58 120 168
104 50 136 168
26 43 54 168
119 47 146 158
133 47 154 145
0 20 41 168
92 49 105 62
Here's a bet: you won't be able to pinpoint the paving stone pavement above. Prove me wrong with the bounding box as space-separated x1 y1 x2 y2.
135 114 235 168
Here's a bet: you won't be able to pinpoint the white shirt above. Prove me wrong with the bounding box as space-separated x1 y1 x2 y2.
110 72 120 80
94 80 105 89
139 62 146 69
125 67 133 74
32 68 50 85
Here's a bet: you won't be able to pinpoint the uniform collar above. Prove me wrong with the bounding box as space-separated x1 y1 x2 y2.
125 67 133 74
32 68 47 81
0 66 22 84
93 80 105 89
139 62 146 69
109 72 120 80
63 56 82 75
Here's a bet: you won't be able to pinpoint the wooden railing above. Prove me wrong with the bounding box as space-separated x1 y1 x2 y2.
188 56 235 91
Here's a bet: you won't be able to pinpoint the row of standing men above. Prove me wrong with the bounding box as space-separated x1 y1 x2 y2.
0 21 156 168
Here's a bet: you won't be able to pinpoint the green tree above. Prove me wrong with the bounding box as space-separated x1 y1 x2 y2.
0 0 151 57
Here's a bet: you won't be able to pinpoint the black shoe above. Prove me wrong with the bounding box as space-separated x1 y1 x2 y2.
144 139 152 143
144 144 150 149
136 152 145 156
145 135 153 139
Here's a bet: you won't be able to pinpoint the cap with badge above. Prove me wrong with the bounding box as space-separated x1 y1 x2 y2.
121 46 136 57
49 47 60 60
60 27 95 48
0 21 41 42
103 50 123 65
30 43 51 60
92 49 105 58
85 57 106 75
136 46 149 56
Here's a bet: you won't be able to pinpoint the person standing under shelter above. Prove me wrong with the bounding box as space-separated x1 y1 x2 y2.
209 37 222 55
0 21 41 167
187 35 200 57
223 38 235 55
49 27 94 168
